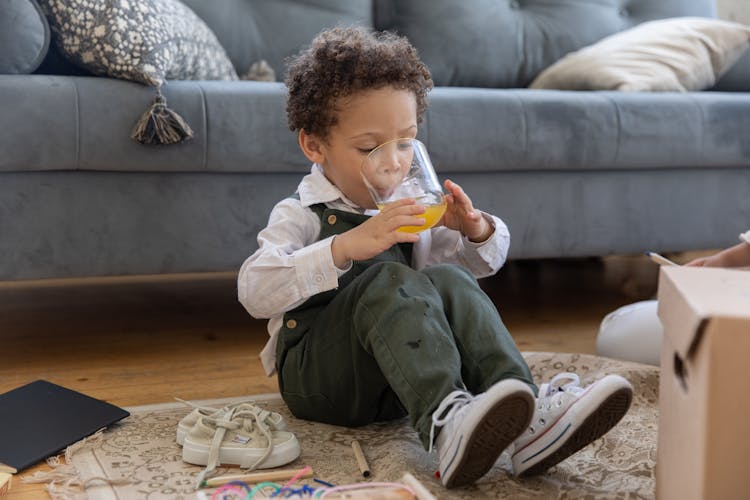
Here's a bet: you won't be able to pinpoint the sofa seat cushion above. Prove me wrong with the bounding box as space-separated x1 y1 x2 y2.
1 76 749 175
0 0 49 74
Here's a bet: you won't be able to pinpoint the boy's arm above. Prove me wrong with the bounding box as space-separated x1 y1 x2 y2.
426 212 511 278
237 199 345 318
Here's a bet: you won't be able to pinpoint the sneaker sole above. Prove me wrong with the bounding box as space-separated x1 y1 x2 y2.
443 388 534 488
516 385 632 477
182 436 300 469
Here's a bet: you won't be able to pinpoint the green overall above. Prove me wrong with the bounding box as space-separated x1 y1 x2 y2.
275 203 535 449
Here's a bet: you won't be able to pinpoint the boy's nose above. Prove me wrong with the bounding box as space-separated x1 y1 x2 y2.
387 152 401 171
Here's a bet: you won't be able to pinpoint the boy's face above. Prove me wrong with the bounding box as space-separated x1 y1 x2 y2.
301 86 418 209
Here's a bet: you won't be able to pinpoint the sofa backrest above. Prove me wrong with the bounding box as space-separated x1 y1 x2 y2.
180 0 373 81
373 0 717 88
32 0 747 91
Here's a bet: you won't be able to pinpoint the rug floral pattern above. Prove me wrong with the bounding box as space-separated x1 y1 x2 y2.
65 352 659 499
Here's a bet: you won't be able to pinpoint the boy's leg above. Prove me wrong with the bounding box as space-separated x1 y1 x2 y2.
278 261 528 447
278 261 534 488
278 261 465 447
419 265 634 475
420 264 536 395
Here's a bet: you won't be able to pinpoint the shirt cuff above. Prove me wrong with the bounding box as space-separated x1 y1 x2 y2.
332 236 353 275
740 230 750 245
293 235 341 297
461 213 510 273
463 212 497 249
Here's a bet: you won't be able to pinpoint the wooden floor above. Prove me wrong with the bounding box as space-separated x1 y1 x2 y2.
0 252 700 499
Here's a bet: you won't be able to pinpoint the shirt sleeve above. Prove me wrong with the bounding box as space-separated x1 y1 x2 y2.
237 199 342 319
421 212 510 278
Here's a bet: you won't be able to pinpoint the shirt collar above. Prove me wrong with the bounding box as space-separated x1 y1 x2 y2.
298 164 362 210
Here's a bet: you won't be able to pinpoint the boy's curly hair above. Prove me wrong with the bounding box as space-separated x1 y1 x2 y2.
285 26 433 139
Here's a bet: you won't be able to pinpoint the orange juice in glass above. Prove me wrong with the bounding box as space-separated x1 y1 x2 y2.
362 138 446 233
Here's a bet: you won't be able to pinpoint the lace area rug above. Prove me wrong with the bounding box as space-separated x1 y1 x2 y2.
28 352 659 499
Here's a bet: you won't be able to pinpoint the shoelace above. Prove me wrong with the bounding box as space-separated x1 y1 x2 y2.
428 390 473 453
175 397 256 416
537 372 583 409
174 397 250 422
175 398 283 431
522 373 585 439
194 406 275 487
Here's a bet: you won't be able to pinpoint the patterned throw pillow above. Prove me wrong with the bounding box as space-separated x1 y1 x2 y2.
38 0 239 144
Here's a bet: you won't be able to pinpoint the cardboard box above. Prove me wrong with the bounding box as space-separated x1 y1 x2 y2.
656 267 750 500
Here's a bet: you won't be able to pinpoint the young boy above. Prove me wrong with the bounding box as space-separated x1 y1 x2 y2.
238 26 633 488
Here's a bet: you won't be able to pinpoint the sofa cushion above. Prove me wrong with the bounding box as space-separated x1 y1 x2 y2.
0 0 49 74
529 17 750 91
422 88 750 173
374 0 717 88
714 48 750 91
37 0 238 87
180 0 373 79
3 76 750 175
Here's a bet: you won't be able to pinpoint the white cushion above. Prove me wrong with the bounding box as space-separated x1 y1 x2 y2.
530 17 750 92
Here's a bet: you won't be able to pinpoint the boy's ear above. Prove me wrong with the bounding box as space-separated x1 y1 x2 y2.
298 130 326 164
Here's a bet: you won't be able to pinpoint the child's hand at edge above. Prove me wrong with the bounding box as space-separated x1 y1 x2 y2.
685 241 750 268
331 198 425 268
441 179 494 243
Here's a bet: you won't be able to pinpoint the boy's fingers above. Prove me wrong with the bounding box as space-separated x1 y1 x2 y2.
381 198 416 210
445 179 463 197
380 199 424 215
396 232 420 243
446 181 475 212
394 216 426 228
389 205 425 217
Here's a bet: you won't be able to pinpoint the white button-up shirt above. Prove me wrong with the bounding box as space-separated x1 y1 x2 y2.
238 164 511 375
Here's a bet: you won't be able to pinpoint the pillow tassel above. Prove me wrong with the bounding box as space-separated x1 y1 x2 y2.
131 88 194 145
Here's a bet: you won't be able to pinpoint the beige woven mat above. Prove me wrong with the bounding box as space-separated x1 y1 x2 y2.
30 352 658 499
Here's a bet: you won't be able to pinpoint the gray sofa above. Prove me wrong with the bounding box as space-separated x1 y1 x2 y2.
1 0 749 281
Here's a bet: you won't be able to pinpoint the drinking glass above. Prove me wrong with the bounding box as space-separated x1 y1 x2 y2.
361 138 446 233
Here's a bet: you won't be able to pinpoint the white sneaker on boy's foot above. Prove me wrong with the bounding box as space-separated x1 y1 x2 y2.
431 379 534 488
511 373 633 477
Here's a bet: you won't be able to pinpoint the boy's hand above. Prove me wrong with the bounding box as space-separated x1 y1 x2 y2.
331 199 424 267
440 179 494 243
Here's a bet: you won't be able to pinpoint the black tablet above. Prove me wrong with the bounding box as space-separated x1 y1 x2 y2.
0 380 130 471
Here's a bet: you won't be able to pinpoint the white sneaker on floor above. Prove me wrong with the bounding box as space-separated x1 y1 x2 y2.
182 405 299 487
175 399 287 445
430 379 534 488
511 373 633 477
